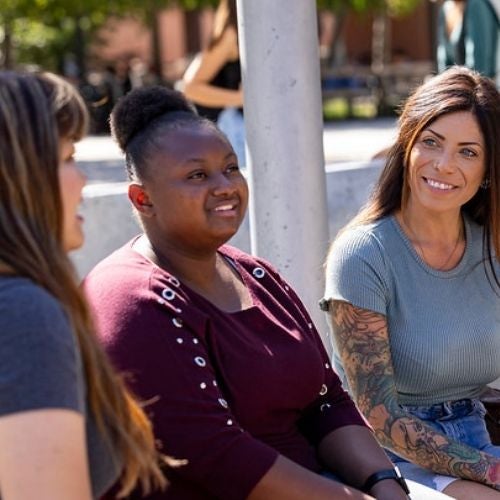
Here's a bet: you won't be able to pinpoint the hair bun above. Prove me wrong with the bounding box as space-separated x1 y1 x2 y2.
110 86 195 151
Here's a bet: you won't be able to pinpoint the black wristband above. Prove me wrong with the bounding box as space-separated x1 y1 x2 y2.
362 466 410 495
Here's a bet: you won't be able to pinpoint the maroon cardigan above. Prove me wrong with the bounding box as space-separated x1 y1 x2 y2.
85 240 367 499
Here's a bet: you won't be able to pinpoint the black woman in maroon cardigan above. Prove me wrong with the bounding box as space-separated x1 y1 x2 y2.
84 86 412 500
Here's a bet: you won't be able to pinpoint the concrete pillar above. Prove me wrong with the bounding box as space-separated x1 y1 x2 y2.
237 0 330 340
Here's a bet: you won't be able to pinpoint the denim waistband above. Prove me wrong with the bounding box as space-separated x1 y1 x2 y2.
402 398 483 421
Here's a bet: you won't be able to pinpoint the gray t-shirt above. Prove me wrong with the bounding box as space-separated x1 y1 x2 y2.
0 276 120 498
325 215 500 406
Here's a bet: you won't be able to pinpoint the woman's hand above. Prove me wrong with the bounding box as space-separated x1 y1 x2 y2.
0 409 92 500
318 425 409 500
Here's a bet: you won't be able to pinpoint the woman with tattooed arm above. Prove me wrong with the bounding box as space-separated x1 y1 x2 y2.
322 67 500 499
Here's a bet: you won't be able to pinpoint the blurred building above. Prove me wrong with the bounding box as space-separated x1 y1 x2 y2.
90 3 437 84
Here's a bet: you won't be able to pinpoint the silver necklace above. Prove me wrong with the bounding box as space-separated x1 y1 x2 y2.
400 214 464 271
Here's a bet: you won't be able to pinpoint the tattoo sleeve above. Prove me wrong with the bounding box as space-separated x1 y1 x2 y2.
330 300 500 488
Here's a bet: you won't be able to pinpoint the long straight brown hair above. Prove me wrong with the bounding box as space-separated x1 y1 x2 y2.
0 71 166 496
335 67 500 284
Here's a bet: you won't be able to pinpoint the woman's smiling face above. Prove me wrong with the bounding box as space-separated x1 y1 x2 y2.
406 111 486 215
138 122 248 254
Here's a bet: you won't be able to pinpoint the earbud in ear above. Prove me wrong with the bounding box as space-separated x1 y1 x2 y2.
128 183 154 213
137 193 152 207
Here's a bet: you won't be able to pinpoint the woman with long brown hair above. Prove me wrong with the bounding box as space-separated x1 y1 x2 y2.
0 71 165 498
323 67 500 498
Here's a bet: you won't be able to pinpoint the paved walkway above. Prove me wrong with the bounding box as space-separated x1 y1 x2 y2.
75 117 398 183
323 117 396 163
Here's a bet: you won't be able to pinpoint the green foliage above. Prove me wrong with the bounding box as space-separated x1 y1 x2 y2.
180 0 219 10
317 0 347 10
0 0 423 73
7 18 72 71
317 0 422 16
323 96 377 120
385 0 421 16
0 0 223 72
0 0 146 71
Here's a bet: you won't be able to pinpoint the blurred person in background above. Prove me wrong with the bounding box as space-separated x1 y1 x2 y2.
181 0 246 166
437 0 499 86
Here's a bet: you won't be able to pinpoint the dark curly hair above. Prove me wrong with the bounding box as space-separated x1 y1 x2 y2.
110 86 214 180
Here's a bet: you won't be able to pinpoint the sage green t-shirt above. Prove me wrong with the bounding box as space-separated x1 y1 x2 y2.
324 215 500 406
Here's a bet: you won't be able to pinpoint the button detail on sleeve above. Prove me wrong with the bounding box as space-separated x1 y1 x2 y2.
162 288 176 301
194 356 206 367
168 276 180 287
172 317 183 328
320 403 332 412
252 267 265 279
319 384 328 396
218 398 229 408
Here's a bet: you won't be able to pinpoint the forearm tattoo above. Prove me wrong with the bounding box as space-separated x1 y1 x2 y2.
330 300 500 487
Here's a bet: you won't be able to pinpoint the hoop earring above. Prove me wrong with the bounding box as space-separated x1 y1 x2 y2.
480 178 491 189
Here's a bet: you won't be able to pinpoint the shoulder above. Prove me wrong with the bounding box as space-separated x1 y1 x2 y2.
84 238 165 315
206 26 238 62
325 218 395 290
463 216 489 258
85 238 149 288
85 239 193 310
465 216 484 239
219 26 239 53
324 220 394 311
329 218 395 263
84 241 161 337
0 276 82 416
0 276 70 335
85 241 209 351
463 217 495 264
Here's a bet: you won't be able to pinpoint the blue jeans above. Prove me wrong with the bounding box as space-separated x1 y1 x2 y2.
217 108 246 167
387 398 500 491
